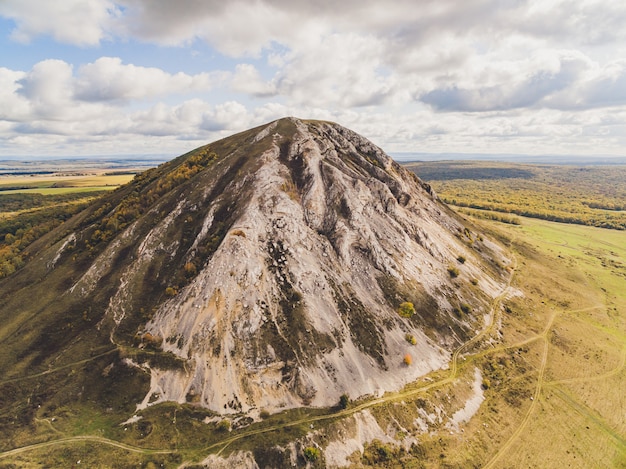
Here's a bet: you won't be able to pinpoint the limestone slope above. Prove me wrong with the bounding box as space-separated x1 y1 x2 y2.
0 117 509 417
137 117 508 414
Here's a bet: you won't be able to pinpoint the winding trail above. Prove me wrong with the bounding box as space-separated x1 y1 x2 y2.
0 348 117 385
0 436 174 459
483 309 556 469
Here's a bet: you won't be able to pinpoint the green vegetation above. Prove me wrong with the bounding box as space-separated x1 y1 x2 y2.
216 419 231 432
362 439 397 465
405 333 417 345
0 192 106 278
303 446 320 461
398 301 416 318
405 161 626 229
447 266 460 278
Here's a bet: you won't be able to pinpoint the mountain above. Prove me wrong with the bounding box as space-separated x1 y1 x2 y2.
0 118 509 423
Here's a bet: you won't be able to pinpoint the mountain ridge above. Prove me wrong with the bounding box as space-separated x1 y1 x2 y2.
0 117 510 420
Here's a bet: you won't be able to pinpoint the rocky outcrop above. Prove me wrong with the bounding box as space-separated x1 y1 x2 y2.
133 118 508 415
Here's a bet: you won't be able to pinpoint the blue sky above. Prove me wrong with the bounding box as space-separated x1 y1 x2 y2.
1 0 626 159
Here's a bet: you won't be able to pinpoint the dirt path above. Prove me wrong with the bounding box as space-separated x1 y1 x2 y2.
483 309 556 469
0 435 174 459
0 348 117 385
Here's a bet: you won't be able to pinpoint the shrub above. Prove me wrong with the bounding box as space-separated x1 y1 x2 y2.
339 393 350 410
460 303 472 314
405 333 417 345
303 446 320 461
457 255 466 264
142 332 163 349
165 286 178 297
447 266 460 278
183 261 197 277
363 439 394 464
216 419 231 432
403 354 412 366
259 409 270 419
398 302 415 318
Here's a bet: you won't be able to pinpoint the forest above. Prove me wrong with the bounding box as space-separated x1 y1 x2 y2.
405 161 626 230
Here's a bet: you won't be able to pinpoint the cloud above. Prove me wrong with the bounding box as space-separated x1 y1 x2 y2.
2 1 626 157
75 57 219 102
0 68 29 121
545 60 626 110
420 51 592 112
18 59 73 104
1 59 226 142
511 0 626 46
231 64 278 97
271 33 396 108
0 0 116 45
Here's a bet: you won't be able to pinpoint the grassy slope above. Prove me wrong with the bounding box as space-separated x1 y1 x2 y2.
476 218 626 468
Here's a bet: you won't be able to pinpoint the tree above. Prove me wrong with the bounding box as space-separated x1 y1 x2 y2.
339 393 350 409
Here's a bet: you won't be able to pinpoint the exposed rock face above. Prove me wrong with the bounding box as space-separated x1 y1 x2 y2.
0 117 508 416
136 118 507 414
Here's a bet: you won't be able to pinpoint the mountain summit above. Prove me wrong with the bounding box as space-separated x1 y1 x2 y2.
0 118 508 418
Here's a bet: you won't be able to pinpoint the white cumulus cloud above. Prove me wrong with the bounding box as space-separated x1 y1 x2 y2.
0 0 117 45
75 57 219 102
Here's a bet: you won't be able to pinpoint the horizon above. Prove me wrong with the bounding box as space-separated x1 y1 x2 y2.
2 152 626 166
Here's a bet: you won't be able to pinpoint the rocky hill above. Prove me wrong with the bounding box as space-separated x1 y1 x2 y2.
0 118 510 423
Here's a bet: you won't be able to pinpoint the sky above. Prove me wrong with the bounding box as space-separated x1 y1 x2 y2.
1 0 626 159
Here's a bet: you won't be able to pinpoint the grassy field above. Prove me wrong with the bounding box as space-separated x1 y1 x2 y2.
0 172 138 278
473 217 626 468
